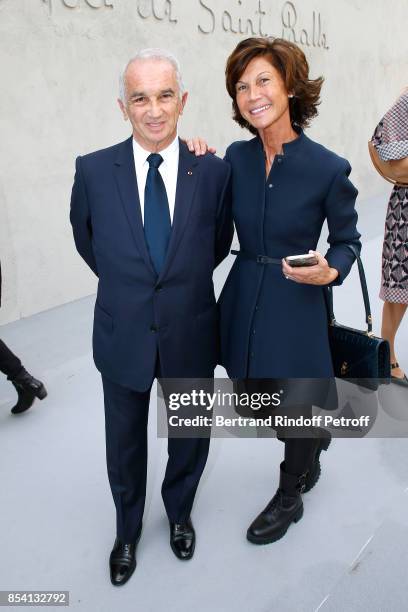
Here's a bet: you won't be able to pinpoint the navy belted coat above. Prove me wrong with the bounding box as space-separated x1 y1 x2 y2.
218 130 361 379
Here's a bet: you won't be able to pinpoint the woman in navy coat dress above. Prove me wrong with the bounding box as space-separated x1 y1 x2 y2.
219 38 361 545
188 37 361 544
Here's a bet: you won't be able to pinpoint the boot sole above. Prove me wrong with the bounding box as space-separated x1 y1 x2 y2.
304 436 331 493
246 505 304 545
303 461 321 493
36 385 48 400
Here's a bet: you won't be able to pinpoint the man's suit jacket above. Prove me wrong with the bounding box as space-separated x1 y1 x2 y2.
70 137 232 391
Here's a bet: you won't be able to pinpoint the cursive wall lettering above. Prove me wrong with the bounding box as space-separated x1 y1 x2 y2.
198 0 215 34
199 0 268 37
40 0 329 51
137 0 177 23
281 2 329 49
42 0 113 12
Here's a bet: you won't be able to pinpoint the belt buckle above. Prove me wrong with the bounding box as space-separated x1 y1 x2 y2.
256 255 269 264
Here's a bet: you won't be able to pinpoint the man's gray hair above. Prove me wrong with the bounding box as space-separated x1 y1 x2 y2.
119 48 185 102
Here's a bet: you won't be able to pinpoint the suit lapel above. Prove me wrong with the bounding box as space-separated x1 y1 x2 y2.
157 140 199 281
113 137 156 276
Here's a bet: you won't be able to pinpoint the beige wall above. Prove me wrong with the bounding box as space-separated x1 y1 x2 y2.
0 0 407 323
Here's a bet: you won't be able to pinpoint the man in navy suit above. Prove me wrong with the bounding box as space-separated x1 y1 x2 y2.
70 48 232 586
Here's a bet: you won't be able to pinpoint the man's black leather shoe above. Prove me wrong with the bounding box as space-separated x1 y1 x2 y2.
304 429 332 493
109 535 140 586
247 462 305 545
11 368 47 414
169 518 195 560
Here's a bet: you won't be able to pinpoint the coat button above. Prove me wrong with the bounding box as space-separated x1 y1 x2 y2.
155 284 163 292
268 183 273 188
150 325 158 332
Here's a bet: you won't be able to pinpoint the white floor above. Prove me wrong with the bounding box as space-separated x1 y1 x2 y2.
0 197 407 612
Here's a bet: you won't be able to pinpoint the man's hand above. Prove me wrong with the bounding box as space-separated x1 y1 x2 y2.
281 250 339 285
183 137 216 156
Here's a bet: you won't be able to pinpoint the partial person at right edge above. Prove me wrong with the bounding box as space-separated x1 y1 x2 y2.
370 87 408 387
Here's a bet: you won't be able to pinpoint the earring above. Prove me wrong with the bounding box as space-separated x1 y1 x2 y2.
288 94 294 98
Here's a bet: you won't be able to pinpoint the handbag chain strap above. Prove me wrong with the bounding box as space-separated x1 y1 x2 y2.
326 244 373 336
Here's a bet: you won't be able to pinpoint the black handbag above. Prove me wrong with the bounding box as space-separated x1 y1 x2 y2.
325 245 391 390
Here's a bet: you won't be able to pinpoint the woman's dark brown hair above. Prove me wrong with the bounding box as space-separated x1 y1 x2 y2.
225 37 324 134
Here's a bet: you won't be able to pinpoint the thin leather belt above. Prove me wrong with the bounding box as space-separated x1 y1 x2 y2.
231 250 282 265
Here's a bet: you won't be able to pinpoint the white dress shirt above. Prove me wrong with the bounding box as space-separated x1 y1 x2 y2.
132 135 179 225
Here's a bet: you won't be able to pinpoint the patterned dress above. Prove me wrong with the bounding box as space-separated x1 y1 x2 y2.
372 92 408 304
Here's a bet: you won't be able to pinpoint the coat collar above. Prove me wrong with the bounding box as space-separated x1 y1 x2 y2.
254 127 305 158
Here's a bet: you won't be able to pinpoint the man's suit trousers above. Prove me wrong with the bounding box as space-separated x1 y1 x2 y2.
102 371 211 542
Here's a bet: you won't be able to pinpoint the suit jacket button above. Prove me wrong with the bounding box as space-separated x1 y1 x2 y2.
155 284 163 292
150 325 158 332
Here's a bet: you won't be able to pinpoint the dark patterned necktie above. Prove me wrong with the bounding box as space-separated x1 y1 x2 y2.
144 153 171 275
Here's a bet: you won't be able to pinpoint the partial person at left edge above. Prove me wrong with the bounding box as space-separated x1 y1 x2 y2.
0 261 47 414
70 49 233 586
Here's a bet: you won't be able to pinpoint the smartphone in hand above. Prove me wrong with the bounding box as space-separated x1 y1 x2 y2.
285 253 318 267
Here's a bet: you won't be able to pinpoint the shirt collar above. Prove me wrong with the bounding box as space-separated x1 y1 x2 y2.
132 134 179 167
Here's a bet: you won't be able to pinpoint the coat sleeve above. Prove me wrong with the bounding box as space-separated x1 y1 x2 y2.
214 162 234 268
69 156 98 277
324 160 361 286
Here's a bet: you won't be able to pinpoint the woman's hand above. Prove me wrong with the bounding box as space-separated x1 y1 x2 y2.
282 250 339 285
183 137 216 156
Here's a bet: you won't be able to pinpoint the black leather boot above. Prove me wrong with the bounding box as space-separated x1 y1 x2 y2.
304 429 331 493
247 462 305 545
10 368 47 414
